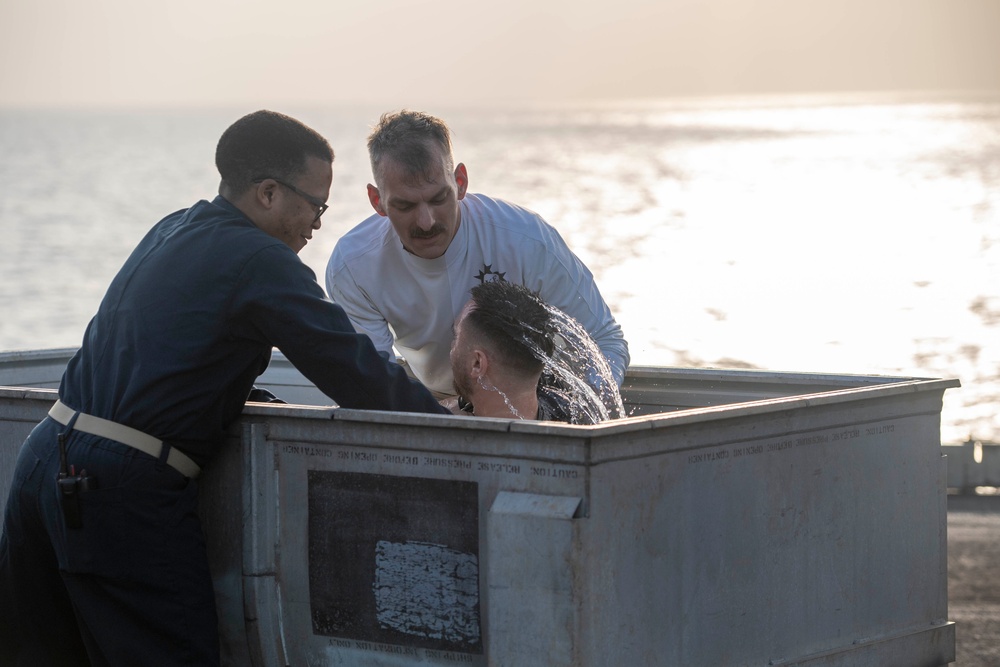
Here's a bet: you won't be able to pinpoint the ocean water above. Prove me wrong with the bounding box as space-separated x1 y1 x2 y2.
1 92 997 443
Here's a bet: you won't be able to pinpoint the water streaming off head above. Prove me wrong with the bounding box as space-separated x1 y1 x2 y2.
536 303 626 424
467 279 626 424
478 375 527 420
494 294 625 424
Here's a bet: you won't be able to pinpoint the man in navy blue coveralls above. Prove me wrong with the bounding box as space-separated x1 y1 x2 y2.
0 110 450 666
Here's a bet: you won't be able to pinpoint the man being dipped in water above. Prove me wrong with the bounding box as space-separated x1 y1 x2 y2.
449 280 623 423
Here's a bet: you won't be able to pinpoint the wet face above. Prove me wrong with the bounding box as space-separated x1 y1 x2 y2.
367 141 468 260
257 156 332 254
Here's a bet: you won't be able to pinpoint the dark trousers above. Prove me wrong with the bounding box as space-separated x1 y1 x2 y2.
0 418 219 666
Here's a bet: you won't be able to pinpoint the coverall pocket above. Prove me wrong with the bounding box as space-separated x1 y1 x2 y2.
61 466 197 582
4 423 59 548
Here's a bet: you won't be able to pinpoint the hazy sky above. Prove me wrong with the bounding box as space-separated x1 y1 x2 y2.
1 0 998 108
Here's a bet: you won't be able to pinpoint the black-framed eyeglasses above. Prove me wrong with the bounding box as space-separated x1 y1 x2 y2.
254 176 328 222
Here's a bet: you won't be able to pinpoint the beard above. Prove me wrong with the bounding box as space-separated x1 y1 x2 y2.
452 371 475 403
451 354 476 403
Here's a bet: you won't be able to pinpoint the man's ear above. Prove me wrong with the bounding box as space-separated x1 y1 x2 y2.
470 348 488 378
367 183 386 216
454 163 469 201
254 179 279 210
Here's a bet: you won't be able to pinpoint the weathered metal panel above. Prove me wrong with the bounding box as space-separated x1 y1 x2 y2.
0 387 56 519
487 492 582 665
579 402 950 665
0 348 74 389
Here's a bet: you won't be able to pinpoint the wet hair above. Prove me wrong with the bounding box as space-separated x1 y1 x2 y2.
465 281 554 377
215 110 334 196
367 110 454 187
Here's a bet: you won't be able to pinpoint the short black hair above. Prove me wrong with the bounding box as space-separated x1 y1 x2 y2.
367 110 453 187
465 281 553 377
215 110 334 196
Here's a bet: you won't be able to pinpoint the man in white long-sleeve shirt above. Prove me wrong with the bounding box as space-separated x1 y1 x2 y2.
325 109 629 398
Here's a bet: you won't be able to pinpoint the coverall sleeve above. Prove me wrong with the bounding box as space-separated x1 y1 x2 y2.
235 246 448 414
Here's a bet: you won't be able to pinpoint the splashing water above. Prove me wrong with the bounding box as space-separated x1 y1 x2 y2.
536 304 625 424
499 299 625 425
471 281 625 424
479 376 527 420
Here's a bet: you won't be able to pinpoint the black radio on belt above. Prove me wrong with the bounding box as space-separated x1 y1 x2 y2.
58 467 98 530
57 425 99 530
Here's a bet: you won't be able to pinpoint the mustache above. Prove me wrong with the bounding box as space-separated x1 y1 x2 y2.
410 225 446 240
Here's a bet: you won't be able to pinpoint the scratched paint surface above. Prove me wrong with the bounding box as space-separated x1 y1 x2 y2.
374 540 481 646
